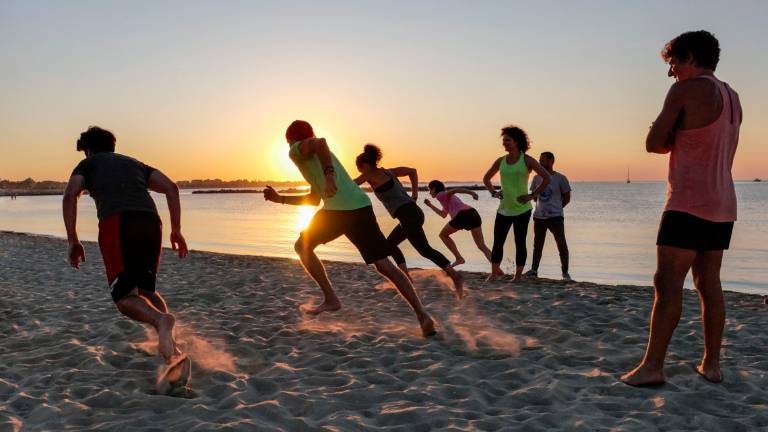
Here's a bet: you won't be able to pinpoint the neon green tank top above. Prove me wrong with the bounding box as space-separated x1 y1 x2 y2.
289 141 371 211
498 153 532 216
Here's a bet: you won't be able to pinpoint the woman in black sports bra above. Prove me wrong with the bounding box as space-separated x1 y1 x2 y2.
355 144 464 298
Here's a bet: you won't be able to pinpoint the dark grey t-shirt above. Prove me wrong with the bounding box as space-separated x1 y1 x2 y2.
72 152 158 220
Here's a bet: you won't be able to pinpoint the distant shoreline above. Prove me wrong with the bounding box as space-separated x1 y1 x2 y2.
191 184 494 194
2 179 763 197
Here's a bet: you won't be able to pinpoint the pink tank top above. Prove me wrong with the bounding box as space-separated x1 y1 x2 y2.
664 76 740 222
436 191 472 219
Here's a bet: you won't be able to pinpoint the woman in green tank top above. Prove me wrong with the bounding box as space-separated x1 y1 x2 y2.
482 125 550 280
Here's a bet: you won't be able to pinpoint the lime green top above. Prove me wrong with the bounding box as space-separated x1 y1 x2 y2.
498 153 533 216
289 141 371 211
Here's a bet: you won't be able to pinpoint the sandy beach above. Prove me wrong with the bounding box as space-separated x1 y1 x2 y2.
0 231 766 431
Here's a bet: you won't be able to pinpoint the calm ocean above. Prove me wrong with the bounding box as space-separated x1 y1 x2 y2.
2 182 766 294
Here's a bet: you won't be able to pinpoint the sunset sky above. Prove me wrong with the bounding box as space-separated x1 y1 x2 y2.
2 1 766 182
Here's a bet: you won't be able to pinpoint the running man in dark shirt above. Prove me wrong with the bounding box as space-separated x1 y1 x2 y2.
63 126 188 364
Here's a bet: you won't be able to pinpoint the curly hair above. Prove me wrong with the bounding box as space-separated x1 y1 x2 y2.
661 30 720 71
76 126 116 153
500 125 530 153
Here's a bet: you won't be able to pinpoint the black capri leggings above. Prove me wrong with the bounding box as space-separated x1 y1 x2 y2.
491 209 531 266
388 202 451 269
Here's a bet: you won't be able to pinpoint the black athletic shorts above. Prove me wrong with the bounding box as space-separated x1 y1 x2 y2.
449 208 482 230
299 206 392 264
98 210 162 303
656 210 734 251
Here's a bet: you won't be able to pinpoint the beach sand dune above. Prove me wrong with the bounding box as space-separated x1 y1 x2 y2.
1 231 766 431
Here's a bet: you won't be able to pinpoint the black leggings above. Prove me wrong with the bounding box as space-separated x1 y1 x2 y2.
491 210 531 266
388 202 451 269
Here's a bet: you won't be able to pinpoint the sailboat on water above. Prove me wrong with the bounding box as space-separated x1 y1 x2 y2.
626 168 631 184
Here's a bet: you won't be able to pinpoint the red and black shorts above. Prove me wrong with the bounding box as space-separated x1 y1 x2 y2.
98 210 162 302
299 206 392 264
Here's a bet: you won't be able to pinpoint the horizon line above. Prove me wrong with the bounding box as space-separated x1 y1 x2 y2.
2 177 765 184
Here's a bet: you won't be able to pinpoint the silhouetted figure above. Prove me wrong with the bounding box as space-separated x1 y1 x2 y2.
263 121 436 337
622 31 741 386
354 144 464 298
63 126 189 364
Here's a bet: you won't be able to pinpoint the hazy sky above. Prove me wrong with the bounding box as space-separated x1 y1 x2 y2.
2 1 766 182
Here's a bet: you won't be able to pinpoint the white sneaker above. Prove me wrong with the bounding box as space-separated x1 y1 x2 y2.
562 273 572 281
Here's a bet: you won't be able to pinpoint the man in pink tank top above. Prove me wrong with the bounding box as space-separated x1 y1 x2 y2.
622 30 742 386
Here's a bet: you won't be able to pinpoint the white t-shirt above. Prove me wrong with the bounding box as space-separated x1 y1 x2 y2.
530 171 571 219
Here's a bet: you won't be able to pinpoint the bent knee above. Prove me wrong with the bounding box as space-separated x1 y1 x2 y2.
115 295 136 313
294 237 316 255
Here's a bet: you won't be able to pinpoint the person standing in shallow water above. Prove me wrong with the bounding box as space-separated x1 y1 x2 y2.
621 30 742 386
524 151 572 281
63 126 188 364
354 144 464 299
263 120 436 337
483 126 550 280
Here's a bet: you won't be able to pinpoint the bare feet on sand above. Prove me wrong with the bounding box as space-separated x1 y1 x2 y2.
419 314 437 337
450 257 466 268
620 365 666 387
157 314 177 364
446 267 464 299
486 267 505 282
696 363 723 383
300 299 342 316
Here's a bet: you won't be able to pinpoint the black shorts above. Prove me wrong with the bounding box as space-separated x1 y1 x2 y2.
299 206 392 264
656 210 734 251
98 210 162 303
449 208 482 230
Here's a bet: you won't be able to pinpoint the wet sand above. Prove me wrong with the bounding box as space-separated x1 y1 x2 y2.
1 231 766 431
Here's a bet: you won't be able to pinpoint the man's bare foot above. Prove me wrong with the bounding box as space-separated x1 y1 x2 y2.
157 313 177 364
450 257 466 268
418 314 437 337
695 363 723 383
620 364 666 387
300 300 342 316
446 267 464 299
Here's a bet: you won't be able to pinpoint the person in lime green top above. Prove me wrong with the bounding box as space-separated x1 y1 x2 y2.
483 125 550 280
263 120 436 337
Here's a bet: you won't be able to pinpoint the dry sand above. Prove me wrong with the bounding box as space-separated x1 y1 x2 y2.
0 231 766 431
